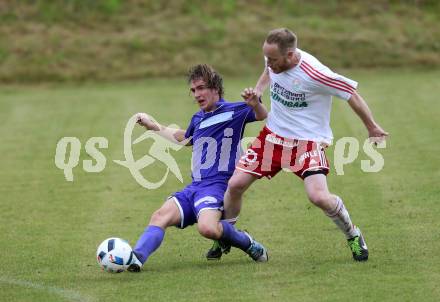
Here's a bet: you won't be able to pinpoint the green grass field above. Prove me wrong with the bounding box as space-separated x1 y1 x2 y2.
1 69 439 301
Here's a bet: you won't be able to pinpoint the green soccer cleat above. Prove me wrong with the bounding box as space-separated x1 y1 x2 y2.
347 227 369 262
206 240 231 260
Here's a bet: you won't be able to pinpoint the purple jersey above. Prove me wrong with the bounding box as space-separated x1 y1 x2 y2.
185 99 256 181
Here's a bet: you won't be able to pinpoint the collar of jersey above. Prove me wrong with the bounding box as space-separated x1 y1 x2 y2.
201 98 225 117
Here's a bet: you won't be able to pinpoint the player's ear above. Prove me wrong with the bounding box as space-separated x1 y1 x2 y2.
286 49 295 60
213 87 220 98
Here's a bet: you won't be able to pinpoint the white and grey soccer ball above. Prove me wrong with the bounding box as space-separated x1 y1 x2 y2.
96 238 133 273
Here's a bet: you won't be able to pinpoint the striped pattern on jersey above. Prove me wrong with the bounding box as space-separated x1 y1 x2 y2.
299 61 355 94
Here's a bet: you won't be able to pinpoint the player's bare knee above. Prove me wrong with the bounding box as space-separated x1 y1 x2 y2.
197 222 221 240
307 191 330 208
149 208 168 226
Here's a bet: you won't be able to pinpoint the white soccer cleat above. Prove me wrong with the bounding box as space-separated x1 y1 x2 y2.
244 232 269 262
127 252 143 272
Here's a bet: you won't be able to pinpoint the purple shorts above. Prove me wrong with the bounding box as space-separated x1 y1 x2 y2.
171 179 228 229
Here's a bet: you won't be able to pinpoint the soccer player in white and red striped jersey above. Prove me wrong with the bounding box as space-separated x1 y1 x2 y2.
208 28 388 262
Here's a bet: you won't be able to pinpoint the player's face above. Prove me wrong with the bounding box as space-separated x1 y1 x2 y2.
263 42 296 74
190 79 220 112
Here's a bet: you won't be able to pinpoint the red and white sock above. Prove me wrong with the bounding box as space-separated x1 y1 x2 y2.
325 196 359 239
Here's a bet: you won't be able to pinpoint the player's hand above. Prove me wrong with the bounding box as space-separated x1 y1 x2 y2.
241 87 260 108
368 125 389 145
253 88 264 99
136 113 158 130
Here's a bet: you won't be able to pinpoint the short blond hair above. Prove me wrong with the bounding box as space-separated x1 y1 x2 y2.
266 28 297 54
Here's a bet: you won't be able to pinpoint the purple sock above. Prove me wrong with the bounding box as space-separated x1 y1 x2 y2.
133 225 165 264
220 221 251 251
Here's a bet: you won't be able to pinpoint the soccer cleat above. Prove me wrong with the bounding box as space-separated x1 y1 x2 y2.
206 241 222 260
206 240 231 260
127 252 143 272
244 232 268 262
347 227 369 261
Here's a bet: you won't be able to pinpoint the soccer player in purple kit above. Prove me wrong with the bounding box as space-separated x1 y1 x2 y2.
127 64 269 272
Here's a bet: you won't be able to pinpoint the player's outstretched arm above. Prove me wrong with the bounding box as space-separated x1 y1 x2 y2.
254 67 270 97
136 113 189 145
347 91 389 143
241 87 268 121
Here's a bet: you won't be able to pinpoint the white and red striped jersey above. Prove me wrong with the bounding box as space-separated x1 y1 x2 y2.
266 49 357 144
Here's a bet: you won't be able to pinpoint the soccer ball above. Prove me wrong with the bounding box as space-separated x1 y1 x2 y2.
96 238 133 273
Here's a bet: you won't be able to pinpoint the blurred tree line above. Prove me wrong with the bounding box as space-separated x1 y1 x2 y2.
0 0 439 82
